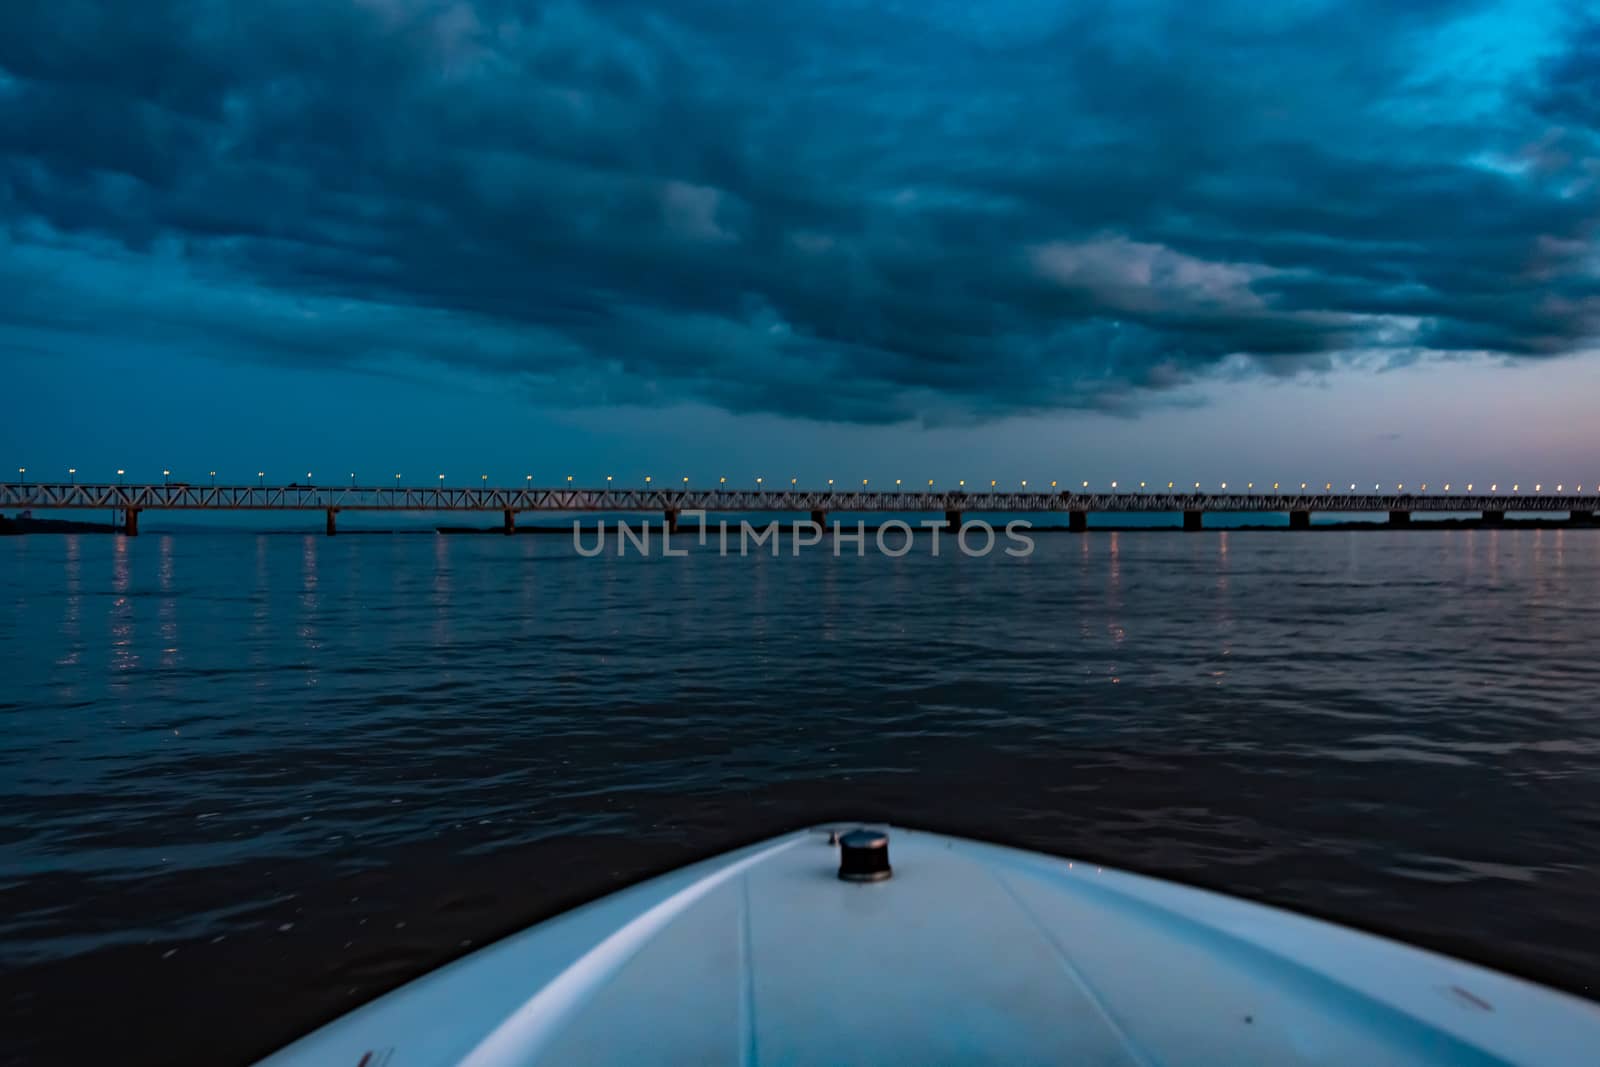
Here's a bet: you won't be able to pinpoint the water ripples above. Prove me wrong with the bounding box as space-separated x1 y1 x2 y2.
2 529 1600 1061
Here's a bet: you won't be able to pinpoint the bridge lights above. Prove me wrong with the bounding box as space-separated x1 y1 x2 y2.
1110 481 1117 489
645 475 652 485
1167 482 1174 489
606 475 613 485
1535 484 1542 492
1491 484 1498 492
259 472 265 486
1349 483 1356 491
1300 482 1307 490
567 475 574 484
683 477 690 486
864 479 870 487
1444 483 1451 491
439 474 445 485
527 474 533 483
1139 481 1146 489
163 469 171 485
1513 484 1520 492
1021 480 1027 488
1051 481 1058 488
69 468 76 485
1247 482 1253 490
16 467 24 483
394 473 400 484
958 479 965 488
1220 482 1227 489
119 469 127 484
757 477 764 487
1557 484 1563 492
1466 484 1473 491
989 479 996 488
482 474 488 484
720 476 727 485
895 479 901 487
306 472 313 484
1082 481 1089 488
828 478 835 487
1194 482 1200 489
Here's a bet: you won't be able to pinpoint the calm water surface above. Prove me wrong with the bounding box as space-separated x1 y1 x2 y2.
3 528 1600 1064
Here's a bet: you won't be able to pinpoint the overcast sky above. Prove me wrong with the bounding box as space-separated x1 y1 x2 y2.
4 0 1598 488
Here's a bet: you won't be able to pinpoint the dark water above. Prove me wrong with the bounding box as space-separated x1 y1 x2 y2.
4 528 1600 1064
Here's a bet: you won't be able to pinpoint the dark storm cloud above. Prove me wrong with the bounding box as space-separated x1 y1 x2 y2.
1 0 1597 422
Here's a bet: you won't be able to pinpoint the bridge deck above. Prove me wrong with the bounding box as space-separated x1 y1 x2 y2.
3 484 1597 514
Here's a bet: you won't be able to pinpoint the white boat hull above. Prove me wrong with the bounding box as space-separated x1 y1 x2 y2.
259 826 1600 1065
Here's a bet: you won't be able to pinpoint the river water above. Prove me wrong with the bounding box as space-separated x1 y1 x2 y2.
3 526 1599 1063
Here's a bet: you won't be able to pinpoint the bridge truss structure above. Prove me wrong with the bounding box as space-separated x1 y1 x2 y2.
3 483 1599 515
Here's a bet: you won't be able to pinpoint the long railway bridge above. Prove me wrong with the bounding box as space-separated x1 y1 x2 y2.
3 483 1597 535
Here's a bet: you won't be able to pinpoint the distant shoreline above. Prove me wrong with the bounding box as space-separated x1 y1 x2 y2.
6 513 1594 536
0 514 121 535
438 517 1598 535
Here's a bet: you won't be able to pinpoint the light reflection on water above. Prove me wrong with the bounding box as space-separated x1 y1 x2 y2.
157 536 180 677
108 534 136 680
298 535 321 688
57 535 81 676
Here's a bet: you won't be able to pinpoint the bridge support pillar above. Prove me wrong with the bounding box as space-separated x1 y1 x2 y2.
1388 510 1411 526
1289 510 1311 530
1482 510 1505 525
503 509 516 535
944 510 961 530
1570 511 1594 524
810 509 827 529
664 508 680 534
325 508 337 536
1183 510 1203 532
123 508 140 537
1069 511 1088 533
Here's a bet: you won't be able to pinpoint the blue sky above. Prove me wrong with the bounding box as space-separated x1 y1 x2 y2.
3 0 1598 488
